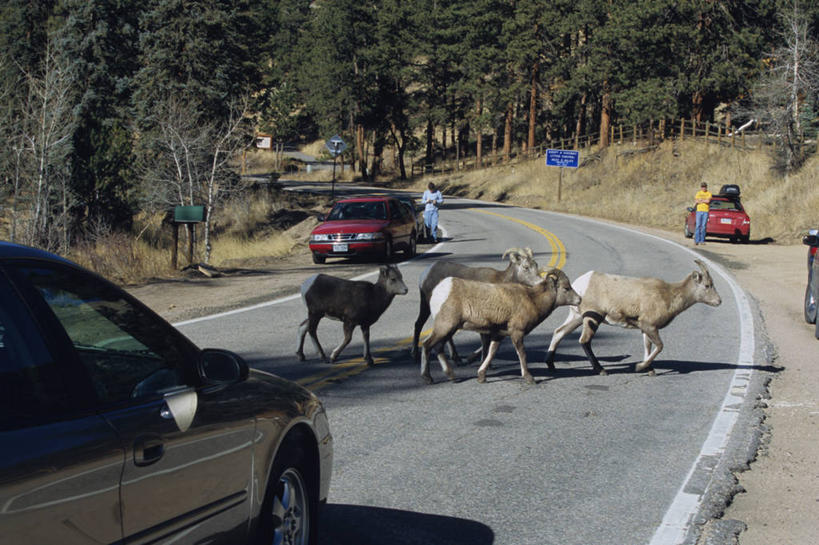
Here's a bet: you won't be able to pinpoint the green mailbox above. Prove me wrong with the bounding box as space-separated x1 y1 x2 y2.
174 205 205 223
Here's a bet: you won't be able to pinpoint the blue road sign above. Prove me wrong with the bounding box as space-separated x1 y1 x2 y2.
326 135 347 157
546 149 580 168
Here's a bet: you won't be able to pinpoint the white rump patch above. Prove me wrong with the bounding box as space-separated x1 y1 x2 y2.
419 263 433 288
572 271 593 297
429 277 453 317
301 274 319 302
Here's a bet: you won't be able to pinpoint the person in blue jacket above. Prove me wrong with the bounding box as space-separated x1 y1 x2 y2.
422 182 443 243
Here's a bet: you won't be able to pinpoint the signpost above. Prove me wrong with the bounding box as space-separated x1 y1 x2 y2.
545 149 580 202
325 135 347 199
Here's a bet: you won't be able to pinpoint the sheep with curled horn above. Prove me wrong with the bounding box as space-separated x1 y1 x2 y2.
544 259 721 375
411 247 542 364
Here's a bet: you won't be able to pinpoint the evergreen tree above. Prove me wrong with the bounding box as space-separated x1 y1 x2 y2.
56 0 143 231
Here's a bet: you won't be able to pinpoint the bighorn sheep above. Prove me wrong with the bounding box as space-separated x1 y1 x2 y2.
411 247 542 363
544 259 721 375
421 268 581 385
296 264 408 366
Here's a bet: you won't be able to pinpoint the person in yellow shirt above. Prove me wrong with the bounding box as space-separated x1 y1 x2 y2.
694 182 712 245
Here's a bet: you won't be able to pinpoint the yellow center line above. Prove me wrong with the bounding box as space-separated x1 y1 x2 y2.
471 209 567 270
299 208 567 392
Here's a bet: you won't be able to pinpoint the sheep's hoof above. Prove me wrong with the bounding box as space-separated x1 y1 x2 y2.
476 371 486 383
523 374 535 385
544 351 555 369
365 358 375 367
296 352 305 362
646 368 656 376
446 370 456 381
598 369 608 376
422 374 433 385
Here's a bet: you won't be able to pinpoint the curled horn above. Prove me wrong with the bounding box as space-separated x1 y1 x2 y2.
693 259 712 281
502 247 525 261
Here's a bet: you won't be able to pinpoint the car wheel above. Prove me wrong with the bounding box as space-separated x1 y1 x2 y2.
406 234 417 257
805 269 817 324
256 442 317 545
684 222 693 238
312 252 325 264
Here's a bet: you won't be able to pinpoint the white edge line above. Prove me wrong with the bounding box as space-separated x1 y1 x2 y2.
529 211 756 544
173 224 449 328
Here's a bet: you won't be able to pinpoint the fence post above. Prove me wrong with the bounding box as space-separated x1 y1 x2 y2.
731 126 735 149
680 118 685 141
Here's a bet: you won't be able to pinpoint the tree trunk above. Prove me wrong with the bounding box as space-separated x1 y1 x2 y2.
528 62 538 154
576 92 587 146
476 98 483 168
600 86 612 148
425 119 434 170
503 102 513 162
356 124 367 178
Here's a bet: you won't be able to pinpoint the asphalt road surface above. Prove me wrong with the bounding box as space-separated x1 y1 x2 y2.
176 197 766 545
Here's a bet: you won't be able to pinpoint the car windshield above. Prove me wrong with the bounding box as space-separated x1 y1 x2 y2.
328 201 387 220
710 199 741 211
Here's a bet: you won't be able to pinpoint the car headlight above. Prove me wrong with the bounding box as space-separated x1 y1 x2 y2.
311 234 332 242
355 232 385 241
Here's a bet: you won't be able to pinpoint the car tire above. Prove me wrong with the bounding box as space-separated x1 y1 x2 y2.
684 223 693 238
805 269 817 324
406 234 417 257
312 252 326 264
256 441 318 545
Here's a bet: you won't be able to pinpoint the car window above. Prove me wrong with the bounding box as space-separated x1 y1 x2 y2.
711 200 739 211
328 201 386 220
0 274 73 430
18 266 193 405
389 200 402 221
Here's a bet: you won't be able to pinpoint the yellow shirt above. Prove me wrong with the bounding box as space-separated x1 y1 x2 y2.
695 190 712 212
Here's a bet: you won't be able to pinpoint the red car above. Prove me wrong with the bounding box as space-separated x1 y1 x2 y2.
309 196 417 263
684 195 751 243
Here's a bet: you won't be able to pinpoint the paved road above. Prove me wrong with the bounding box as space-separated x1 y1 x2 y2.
176 198 766 544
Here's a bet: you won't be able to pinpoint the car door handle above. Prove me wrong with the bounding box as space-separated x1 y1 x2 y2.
134 435 165 467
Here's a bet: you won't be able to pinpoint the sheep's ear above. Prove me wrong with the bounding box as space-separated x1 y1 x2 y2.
692 271 702 283
379 265 388 275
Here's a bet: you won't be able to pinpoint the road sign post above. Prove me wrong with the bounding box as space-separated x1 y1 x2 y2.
325 135 347 200
545 149 580 202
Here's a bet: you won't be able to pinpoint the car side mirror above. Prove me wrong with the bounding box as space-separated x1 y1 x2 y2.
803 234 818 246
317 214 326 222
686 207 695 213
199 348 249 384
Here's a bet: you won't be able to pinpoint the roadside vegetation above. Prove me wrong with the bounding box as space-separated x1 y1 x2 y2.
63 137 816 286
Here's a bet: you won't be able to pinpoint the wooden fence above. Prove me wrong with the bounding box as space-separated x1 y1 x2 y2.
410 118 765 177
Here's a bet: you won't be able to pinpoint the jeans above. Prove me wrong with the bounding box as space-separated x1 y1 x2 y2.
424 208 439 242
695 211 709 243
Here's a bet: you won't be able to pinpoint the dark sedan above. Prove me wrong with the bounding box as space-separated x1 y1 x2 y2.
308 196 417 263
803 229 819 339
0 241 332 545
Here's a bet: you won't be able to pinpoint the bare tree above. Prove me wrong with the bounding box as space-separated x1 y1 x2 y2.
0 41 75 249
751 1 819 173
137 95 254 264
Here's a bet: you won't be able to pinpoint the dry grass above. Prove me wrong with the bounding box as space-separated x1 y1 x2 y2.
22 137 818 286
416 139 818 244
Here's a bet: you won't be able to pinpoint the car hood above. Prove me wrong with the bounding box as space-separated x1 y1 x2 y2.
312 219 388 234
238 368 324 420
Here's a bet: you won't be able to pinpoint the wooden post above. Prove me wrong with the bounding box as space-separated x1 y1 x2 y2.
731 126 735 149
680 118 685 141
172 223 179 269
705 121 710 143
619 125 623 144
633 124 637 146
